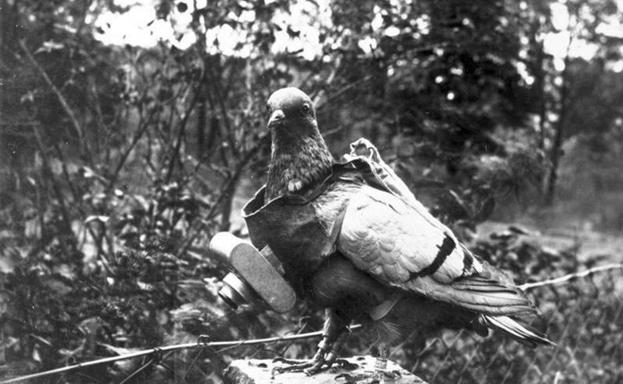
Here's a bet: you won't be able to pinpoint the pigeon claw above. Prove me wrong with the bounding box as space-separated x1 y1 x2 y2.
272 356 360 377
271 358 314 375
272 349 341 376
272 357 327 375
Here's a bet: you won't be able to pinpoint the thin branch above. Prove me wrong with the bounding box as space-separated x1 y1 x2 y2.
520 263 623 291
118 358 155 384
0 325 363 384
176 134 269 257
88 75 109 154
18 39 93 164
31 125 74 250
206 66 237 157
109 107 157 188
315 75 373 111
164 81 203 182
52 143 113 266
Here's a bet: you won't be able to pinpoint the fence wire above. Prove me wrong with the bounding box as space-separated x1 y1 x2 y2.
406 267 623 384
2 267 621 384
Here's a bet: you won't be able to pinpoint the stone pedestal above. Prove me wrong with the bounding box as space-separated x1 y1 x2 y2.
224 355 427 384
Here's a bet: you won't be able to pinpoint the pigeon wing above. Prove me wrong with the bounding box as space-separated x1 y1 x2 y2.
337 185 536 316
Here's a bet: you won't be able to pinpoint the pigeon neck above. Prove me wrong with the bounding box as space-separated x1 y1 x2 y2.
266 132 333 201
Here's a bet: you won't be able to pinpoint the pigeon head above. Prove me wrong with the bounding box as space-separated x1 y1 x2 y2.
266 87 318 140
264 87 333 201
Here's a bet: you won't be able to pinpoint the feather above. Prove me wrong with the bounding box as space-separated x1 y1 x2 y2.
338 185 477 284
402 276 536 316
482 315 556 347
338 184 541 317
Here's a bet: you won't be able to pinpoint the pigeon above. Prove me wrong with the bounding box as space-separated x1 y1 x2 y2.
261 87 554 378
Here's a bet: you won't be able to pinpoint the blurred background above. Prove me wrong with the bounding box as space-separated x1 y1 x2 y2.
1 0 622 383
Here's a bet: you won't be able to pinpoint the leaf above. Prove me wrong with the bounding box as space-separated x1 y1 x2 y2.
176 2 188 12
81 166 95 177
85 215 110 224
32 347 41 363
508 225 531 236
0 291 10 313
24 218 41 238
286 25 300 38
34 41 65 54
20 91 35 104
473 196 495 222
437 189 470 220
79 317 104 335
53 264 76 281
81 237 99 264
98 342 137 356
29 334 52 347
48 158 64 176
42 277 72 295
137 281 154 291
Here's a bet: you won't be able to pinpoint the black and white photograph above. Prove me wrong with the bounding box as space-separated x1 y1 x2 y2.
1 0 622 383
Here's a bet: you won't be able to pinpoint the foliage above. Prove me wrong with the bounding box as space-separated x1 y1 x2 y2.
1 0 622 383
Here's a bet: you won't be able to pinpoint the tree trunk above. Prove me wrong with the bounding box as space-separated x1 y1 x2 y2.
196 94 206 158
544 56 571 206
534 41 547 154
219 179 236 231
0 0 19 53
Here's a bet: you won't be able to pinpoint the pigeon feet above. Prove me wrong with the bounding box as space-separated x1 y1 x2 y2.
273 354 357 376
272 349 338 375
272 311 351 376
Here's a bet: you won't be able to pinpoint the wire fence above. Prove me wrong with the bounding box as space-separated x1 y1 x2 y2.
405 264 623 384
2 265 622 384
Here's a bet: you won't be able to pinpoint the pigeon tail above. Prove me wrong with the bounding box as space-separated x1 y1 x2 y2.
482 315 556 347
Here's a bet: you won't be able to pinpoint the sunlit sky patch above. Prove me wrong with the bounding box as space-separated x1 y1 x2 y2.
90 0 623 72
90 0 332 58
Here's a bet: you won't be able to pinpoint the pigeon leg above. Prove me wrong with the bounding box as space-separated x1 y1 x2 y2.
374 343 401 383
273 309 349 375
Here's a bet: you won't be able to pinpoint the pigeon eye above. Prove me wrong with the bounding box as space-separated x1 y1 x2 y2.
302 104 310 113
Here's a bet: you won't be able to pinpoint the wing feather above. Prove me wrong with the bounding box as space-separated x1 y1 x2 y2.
337 185 536 316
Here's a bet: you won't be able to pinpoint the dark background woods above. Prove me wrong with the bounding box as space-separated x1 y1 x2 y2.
1 0 622 383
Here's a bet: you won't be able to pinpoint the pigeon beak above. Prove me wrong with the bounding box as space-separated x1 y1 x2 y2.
268 109 285 128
